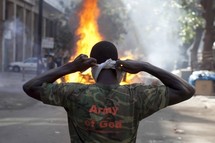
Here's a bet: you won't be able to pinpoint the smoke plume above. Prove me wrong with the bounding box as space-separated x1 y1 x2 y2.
120 0 183 70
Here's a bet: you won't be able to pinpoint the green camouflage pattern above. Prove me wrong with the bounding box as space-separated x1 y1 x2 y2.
40 83 168 143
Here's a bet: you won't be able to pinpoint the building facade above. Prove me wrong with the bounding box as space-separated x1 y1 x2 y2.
0 0 64 71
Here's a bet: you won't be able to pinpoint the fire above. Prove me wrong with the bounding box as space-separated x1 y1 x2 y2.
120 51 141 84
63 0 103 83
58 0 139 84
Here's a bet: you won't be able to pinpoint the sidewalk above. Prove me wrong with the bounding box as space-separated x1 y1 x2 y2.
0 71 36 89
0 72 36 109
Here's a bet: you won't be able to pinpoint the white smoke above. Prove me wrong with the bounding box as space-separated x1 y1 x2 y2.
3 18 26 39
120 0 183 70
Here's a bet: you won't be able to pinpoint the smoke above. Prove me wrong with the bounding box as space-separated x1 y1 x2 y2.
120 0 183 70
3 18 27 41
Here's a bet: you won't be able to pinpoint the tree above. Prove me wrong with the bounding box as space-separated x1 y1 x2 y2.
177 0 205 70
98 0 129 42
54 19 75 51
200 0 215 70
53 1 79 55
177 0 215 70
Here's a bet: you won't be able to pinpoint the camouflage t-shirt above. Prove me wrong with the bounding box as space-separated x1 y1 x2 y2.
40 83 169 143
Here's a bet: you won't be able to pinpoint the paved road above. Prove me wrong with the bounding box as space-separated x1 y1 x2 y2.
0 72 215 143
0 72 70 143
137 96 215 143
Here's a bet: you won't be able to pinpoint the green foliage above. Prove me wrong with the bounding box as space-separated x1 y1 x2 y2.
177 0 205 45
178 10 205 44
153 0 205 45
54 22 74 50
98 0 129 42
53 2 79 51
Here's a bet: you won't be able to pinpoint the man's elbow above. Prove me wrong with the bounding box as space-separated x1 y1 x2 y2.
190 86 196 96
23 82 31 96
23 83 42 101
23 81 36 97
184 86 196 100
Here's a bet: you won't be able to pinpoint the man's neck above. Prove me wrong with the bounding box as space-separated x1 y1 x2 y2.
96 69 119 85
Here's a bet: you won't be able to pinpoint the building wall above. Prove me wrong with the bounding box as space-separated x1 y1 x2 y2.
4 0 15 70
0 0 4 71
0 0 62 71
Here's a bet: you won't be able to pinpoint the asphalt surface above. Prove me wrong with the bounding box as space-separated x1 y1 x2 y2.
0 72 215 143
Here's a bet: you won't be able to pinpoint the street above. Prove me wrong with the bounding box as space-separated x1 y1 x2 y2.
0 72 215 143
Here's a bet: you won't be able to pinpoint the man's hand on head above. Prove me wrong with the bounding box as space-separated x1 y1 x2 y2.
116 59 144 74
70 54 97 72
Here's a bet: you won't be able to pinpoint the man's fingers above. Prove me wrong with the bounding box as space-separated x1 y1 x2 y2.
115 60 124 68
80 54 88 60
85 58 97 66
91 63 98 66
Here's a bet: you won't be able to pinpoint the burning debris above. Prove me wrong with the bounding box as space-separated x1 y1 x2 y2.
57 0 141 84
59 0 102 84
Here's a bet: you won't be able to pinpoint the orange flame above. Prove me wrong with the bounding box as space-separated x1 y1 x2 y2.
120 51 141 84
63 0 103 83
59 0 140 84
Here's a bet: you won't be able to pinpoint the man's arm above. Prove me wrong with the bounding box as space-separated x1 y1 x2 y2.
23 54 97 101
116 59 195 105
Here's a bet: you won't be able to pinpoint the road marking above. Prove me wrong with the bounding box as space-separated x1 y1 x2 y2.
0 117 68 126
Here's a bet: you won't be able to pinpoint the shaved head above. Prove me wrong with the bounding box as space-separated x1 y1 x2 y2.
90 41 118 64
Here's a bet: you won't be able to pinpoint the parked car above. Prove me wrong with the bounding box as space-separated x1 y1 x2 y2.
8 57 46 72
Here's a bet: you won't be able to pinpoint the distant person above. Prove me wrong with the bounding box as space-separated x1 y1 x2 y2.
38 58 45 74
55 55 63 67
46 55 57 70
62 50 70 64
23 41 195 143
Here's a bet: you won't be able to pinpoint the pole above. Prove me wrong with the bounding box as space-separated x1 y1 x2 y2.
37 0 43 75
1 0 5 72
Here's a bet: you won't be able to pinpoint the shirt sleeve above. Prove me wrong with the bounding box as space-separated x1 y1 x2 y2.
134 84 169 120
40 82 82 107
